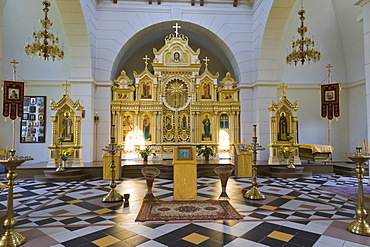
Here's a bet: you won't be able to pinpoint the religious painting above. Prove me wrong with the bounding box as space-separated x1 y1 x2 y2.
61 110 74 142
278 112 289 141
178 147 192 160
122 114 133 141
142 113 151 141
201 114 212 142
8 88 19 99
20 96 46 143
165 113 173 130
140 78 152 99
180 113 188 130
221 92 234 101
220 113 229 130
170 50 184 63
116 90 131 101
201 81 212 100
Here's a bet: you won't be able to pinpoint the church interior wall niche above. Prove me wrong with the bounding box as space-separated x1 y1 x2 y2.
20 96 46 143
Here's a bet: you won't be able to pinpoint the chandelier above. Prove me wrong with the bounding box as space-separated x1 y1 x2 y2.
286 1 321 66
24 1 65 61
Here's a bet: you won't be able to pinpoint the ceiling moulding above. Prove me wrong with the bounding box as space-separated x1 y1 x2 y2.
354 0 370 7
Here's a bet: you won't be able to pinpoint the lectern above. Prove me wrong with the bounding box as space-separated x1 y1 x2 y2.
173 147 197 200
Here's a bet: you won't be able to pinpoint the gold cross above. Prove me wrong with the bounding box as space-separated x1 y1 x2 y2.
280 83 288 97
183 178 187 184
62 81 71 95
203 56 210 71
10 59 19 70
326 64 333 84
143 55 150 70
173 23 181 37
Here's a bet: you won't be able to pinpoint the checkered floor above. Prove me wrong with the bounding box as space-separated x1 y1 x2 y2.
0 174 369 247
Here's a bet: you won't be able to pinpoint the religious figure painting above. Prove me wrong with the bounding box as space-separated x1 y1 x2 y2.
278 112 288 141
181 114 187 130
220 113 229 130
170 51 184 63
142 114 151 141
117 92 129 100
201 83 211 99
201 114 212 141
8 88 19 99
165 114 173 130
141 82 152 99
62 111 73 142
222 92 233 100
122 114 133 141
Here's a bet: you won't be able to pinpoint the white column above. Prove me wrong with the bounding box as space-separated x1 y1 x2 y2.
354 1 370 144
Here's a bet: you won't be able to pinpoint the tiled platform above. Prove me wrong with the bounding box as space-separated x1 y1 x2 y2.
0 174 369 246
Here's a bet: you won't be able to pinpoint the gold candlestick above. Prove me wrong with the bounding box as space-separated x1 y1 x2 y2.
287 135 295 169
56 137 65 172
343 153 370 236
102 143 123 202
244 125 265 200
0 150 33 247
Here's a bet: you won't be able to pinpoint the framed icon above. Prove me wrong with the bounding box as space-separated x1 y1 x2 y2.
178 147 192 160
20 96 46 143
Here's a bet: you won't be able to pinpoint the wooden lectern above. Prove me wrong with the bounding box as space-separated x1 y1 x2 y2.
173 147 197 200
234 143 252 177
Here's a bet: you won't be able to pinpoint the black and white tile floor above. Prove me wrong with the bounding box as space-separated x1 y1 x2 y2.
0 174 369 247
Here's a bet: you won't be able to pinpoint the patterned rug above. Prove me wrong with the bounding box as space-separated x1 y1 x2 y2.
320 186 370 201
135 200 243 222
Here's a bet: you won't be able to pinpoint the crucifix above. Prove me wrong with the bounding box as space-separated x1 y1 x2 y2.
10 59 19 81
143 55 150 70
62 81 71 95
203 56 210 71
280 83 288 97
326 64 333 84
173 23 181 37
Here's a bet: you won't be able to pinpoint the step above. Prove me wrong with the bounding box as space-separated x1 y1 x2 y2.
44 169 83 177
265 171 312 178
270 167 304 173
34 174 89 183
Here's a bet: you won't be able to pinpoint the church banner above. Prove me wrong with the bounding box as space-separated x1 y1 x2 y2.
321 83 340 120
2 80 24 120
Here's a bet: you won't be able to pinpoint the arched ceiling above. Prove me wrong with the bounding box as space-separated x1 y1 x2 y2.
112 22 239 83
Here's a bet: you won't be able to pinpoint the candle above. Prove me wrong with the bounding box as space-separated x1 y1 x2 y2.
253 125 256 137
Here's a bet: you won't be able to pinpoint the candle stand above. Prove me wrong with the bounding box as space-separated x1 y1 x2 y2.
287 135 295 169
102 143 123 202
343 150 370 236
244 125 266 200
56 137 65 172
0 150 33 247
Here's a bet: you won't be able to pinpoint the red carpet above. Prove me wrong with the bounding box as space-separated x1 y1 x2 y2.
135 200 243 222
320 186 370 201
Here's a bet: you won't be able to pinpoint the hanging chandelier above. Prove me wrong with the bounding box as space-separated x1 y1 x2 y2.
286 1 321 66
24 1 65 61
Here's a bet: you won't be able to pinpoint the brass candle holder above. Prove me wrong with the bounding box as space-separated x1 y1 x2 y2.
0 150 33 247
102 143 123 202
287 135 295 169
56 137 65 172
342 150 370 236
244 125 266 200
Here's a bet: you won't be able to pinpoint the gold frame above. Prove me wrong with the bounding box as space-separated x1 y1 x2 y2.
178 147 192 160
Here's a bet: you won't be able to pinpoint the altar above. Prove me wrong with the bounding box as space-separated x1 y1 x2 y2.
110 24 241 160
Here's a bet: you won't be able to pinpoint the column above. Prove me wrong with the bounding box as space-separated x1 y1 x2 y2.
354 1 370 144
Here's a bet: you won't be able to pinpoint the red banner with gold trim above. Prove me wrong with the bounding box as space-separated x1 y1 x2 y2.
2 80 24 120
321 83 340 120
